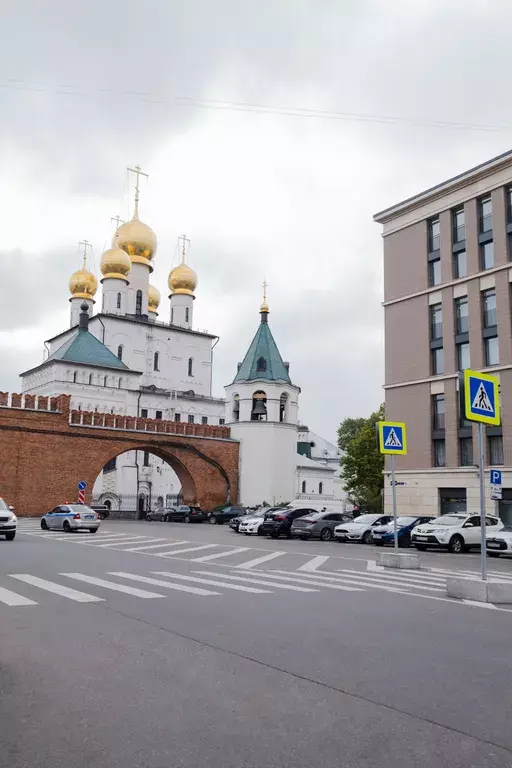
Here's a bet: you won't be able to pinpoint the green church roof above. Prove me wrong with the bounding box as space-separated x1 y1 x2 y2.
234 314 291 383
47 329 130 370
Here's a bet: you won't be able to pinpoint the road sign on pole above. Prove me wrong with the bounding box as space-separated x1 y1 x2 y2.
490 469 502 486
78 481 87 491
77 480 86 504
378 421 407 552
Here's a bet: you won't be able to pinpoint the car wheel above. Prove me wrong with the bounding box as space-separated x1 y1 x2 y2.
209 516 217 524
40 519 48 530
399 534 411 548
270 532 279 539
89 528 98 534
415 544 427 551
146 515 152 522
184 515 191 524
160 515 166 523
320 528 333 542
362 531 372 545
488 552 500 558
63 520 71 533
99 513 106 520
257 528 264 536
448 535 464 554
5 531 15 541
244 532 251 536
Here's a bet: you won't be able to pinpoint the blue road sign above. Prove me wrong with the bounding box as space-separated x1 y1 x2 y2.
464 369 500 426
78 480 87 490
378 421 407 455
490 469 502 486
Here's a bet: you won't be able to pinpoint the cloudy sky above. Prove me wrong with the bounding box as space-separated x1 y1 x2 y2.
1 0 512 441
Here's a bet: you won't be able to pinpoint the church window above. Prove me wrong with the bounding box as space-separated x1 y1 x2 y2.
118 378 122 389
256 356 267 372
154 352 159 371
280 393 288 423
141 408 148 418
88 373 93 385
219 418 225 425
301 480 306 494
136 290 143 315
117 345 123 361
233 394 240 422
188 414 195 424
171 308 174 324
103 375 108 387
175 413 181 422
188 357 193 376
202 416 208 425
116 292 122 310
156 411 162 420
73 371 77 383
251 391 267 421
185 307 189 323
319 482 323 494
143 451 150 467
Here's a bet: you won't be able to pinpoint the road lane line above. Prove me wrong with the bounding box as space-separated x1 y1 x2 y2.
235 570 364 592
61 573 165 598
193 570 318 592
151 571 271 594
123 540 189 552
10 575 104 603
155 544 219 557
108 572 220 596
298 555 329 572
235 551 287 569
190 547 250 563
82 537 155 548
0 586 37 606
274 569 445 593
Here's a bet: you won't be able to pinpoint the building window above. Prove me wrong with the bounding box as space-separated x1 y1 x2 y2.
201 416 208 425
73 371 77 383
480 241 494 270
154 352 159 371
233 394 240 422
479 196 493 233
219 418 225 425
484 335 499 366
318 482 323 495
156 411 162 420
428 218 440 252
256 356 267 372
489 435 504 466
432 394 445 430
457 342 470 372
116 292 121 309
482 289 497 328
175 413 181 422
454 296 469 334
459 437 473 467
301 480 306 494
188 414 195 424
136 290 143 315
143 451 150 467
103 457 117 473
103 375 108 387
88 373 93 385
433 439 446 467
430 303 443 340
117 345 123 361
280 393 288 423
185 307 189 323
140 408 148 418
188 358 193 376
428 257 441 287
453 249 467 279
118 378 122 389
452 207 465 243
431 347 444 375
171 308 174 324
507 187 512 223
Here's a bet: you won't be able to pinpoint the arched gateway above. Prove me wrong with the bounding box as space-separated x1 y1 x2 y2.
0 393 239 516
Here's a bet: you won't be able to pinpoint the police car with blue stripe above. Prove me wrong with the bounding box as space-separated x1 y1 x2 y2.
41 504 100 533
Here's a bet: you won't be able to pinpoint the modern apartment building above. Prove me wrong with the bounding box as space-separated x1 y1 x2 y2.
374 150 512 522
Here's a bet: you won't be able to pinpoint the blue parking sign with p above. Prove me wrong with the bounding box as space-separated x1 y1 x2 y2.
490 469 502 486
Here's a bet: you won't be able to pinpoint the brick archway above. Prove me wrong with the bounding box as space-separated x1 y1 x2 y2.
0 394 239 516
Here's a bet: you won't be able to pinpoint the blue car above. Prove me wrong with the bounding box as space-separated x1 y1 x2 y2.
371 515 435 548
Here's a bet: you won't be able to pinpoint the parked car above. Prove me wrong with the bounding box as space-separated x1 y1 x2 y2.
146 508 170 522
371 515 435 547
166 505 206 523
228 508 254 532
334 514 393 544
486 526 512 557
261 507 316 538
41 504 100 533
238 509 269 536
0 498 17 540
91 504 110 520
209 505 246 525
291 511 353 541
412 513 502 553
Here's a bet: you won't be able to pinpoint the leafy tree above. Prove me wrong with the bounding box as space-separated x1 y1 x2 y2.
338 404 384 512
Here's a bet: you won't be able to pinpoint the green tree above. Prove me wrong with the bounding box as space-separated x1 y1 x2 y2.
338 404 384 512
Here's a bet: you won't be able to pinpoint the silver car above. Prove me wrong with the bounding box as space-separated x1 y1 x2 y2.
0 498 17 540
41 504 100 533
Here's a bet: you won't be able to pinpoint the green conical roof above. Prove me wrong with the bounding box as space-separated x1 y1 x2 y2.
234 315 291 383
47 329 129 370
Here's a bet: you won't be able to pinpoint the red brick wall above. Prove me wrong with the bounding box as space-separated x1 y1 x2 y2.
0 395 239 516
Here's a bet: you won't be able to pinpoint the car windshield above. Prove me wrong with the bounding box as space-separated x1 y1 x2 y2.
396 517 420 525
68 505 94 513
0 498 9 510
432 515 467 526
352 514 380 524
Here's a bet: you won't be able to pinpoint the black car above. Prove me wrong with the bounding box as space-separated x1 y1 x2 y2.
167 505 205 523
91 504 110 520
291 511 353 541
261 507 317 538
209 505 246 525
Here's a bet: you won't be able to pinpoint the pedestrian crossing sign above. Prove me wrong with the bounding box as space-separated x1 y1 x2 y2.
378 421 407 455
464 369 500 425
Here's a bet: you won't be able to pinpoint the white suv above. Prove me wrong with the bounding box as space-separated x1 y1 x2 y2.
411 513 502 554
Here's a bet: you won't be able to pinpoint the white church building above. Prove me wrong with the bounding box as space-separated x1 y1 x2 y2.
20 168 347 514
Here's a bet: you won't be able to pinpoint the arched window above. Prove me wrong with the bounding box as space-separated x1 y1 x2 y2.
188 357 193 376
118 378 122 389
88 373 93 385
117 345 123 361
301 480 306 494
157 496 164 509
233 394 240 422
185 307 189 323
251 390 267 421
103 375 108 387
319 482 323 495
280 393 288 423
73 371 77 383
256 356 267 373
154 352 159 371
116 292 122 309
135 290 143 315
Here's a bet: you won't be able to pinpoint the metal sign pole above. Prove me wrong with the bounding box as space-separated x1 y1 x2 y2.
391 453 398 550
478 422 487 582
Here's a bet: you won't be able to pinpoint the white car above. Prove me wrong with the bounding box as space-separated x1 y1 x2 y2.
412 513 502 554
334 514 393 544
0 497 17 541
486 526 512 558
239 509 267 536
41 504 101 533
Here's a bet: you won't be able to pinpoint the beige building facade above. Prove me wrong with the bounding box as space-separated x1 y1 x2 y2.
374 150 512 523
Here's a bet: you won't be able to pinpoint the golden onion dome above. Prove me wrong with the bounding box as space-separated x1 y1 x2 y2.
69 267 98 300
168 263 197 296
114 211 157 270
100 246 131 282
148 284 161 313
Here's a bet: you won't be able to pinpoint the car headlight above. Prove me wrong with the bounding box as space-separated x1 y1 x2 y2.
8 514 17 522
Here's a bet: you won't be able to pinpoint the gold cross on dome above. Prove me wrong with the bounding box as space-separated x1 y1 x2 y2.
127 164 148 202
179 234 191 264
262 279 268 302
78 240 92 268
111 214 124 233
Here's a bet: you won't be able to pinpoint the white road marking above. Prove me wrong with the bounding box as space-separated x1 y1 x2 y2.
123 540 189 552
61 573 165 598
194 570 318 592
155 544 219 557
330 569 445 592
109 572 220 596
10 575 104 603
265 570 410 595
280 569 445 593
151 571 272 594
66 534 133 544
83 537 154 548
234 551 287 569
462 599 498 609
237 571 363 592
190 547 250 563
0 586 37 606
298 555 330 572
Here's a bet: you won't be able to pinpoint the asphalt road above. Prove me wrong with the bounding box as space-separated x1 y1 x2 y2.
1 519 511 768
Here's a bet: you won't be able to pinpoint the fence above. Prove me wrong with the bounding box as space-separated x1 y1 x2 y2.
91 492 183 520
